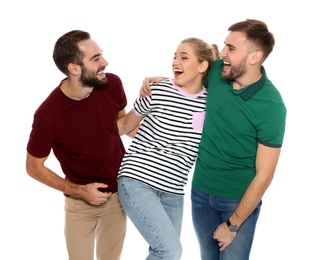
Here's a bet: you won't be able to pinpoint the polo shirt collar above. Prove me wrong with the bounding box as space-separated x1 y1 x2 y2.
232 66 267 101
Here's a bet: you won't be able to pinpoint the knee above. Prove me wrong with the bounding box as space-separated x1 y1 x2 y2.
175 242 183 259
152 241 182 260
170 241 183 260
168 236 183 259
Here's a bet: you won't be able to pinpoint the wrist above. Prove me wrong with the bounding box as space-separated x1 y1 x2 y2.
227 218 240 232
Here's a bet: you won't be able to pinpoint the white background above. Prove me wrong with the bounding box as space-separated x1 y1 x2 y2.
1 0 312 259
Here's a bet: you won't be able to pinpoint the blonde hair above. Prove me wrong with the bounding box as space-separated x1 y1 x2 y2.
180 37 219 80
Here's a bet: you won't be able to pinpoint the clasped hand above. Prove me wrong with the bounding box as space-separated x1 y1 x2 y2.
82 182 112 205
212 222 236 251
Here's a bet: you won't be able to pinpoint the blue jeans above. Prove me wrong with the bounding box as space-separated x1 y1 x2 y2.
118 177 183 260
191 188 261 260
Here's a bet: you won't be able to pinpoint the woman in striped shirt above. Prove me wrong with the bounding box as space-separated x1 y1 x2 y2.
117 38 219 259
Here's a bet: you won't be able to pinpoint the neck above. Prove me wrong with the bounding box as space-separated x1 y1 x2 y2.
60 79 93 100
233 71 262 90
176 78 203 94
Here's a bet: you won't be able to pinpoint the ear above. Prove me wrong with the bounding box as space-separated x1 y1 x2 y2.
249 50 263 65
199 60 209 73
67 63 81 76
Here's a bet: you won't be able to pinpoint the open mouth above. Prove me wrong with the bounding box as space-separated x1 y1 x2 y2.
173 68 183 77
97 69 106 77
224 61 231 67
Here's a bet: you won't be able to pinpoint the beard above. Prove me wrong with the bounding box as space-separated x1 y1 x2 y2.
80 65 108 89
222 56 247 81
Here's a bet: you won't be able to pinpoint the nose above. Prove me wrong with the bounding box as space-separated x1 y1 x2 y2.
172 59 179 67
100 56 109 66
219 47 226 58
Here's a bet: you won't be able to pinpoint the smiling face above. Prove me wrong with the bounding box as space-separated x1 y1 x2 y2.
172 42 208 92
219 31 250 81
78 39 109 88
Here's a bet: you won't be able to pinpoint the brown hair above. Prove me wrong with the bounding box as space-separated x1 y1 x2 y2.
228 19 275 62
180 37 219 81
52 30 91 76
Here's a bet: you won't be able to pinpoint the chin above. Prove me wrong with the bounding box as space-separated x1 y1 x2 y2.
221 71 228 79
173 77 182 84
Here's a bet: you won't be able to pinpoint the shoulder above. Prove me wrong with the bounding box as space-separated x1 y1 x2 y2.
105 73 122 84
262 79 285 105
104 73 125 94
150 79 173 90
212 58 223 69
205 59 224 87
35 85 62 114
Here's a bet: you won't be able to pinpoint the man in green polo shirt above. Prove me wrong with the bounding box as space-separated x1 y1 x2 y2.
191 19 286 260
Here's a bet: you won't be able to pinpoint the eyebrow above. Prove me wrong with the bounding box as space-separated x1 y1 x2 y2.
225 42 236 49
90 49 103 61
174 51 190 56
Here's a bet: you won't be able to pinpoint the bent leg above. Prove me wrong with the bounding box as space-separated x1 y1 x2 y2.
118 177 182 260
160 191 184 238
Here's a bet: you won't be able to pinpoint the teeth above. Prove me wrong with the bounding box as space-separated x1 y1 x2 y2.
174 69 183 73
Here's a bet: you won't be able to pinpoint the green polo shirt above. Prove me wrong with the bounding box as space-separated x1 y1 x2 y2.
192 58 286 199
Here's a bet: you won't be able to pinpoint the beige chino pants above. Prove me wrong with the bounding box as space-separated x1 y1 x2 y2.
64 193 126 260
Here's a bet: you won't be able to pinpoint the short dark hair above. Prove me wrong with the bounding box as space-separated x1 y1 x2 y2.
228 19 275 62
53 30 91 75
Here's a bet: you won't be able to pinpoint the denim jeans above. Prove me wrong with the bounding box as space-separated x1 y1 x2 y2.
191 188 261 260
118 177 183 260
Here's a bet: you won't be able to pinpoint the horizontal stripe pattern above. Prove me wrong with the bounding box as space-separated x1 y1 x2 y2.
118 79 207 195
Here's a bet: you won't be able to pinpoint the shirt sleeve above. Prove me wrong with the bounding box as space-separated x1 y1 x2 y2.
26 113 53 158
133 84 153 116
257 103 287 147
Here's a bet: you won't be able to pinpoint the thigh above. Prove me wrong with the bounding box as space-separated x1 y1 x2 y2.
191 188 261 260
160 192 184 237
64 197 97 260
96 193 127 260
221 204 261 260
118 177 182 259
191 188 221 260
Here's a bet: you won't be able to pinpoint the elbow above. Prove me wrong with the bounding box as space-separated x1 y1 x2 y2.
26 157 37 179
26 154 33 176
258 172 275 193
116 121 127 136
265 174 274 188
25 152 44 180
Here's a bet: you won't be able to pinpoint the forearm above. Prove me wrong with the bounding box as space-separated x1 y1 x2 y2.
26 153 82 196
229 144 280 226
229 174 272 227
117 109 143 136
126 124 140 138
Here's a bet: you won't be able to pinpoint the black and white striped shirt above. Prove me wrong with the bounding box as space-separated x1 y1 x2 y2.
118 79 207 195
